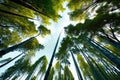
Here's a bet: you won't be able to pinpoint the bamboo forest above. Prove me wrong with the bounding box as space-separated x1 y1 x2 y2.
0 0 120 80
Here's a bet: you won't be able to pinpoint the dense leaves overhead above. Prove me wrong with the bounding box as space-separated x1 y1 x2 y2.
0 0 120 80
38 25 51 37
0 0 65 49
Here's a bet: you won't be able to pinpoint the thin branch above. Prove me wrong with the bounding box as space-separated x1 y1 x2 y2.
109 24 120 42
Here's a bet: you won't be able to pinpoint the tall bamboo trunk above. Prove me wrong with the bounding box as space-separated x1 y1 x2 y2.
0 52 24 68
0 9 34 19
0 33 40 57
88 54 108 80
86 37 120 70
78 45 103 80
70 50 83 80
25 56 44 80
44 31 62 80
99 35 120 50
10 0 51 18
101 58 120 79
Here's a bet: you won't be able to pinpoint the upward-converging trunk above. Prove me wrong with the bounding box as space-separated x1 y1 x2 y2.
10 0 51 18
78 47 102 80
70 50 83 80
25 56 45 80
99 35 120 50
0 9 35 19
44 31 62 80
0 33 40 57
87 54 109 80
0 52 24 68
86 37 120 70
100 57 120 79
81 0 98 12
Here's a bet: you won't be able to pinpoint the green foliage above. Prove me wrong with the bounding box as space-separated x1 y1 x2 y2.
38 25 51 37
63 66 74 80
105 44 120 57
31 76 36 80
55 61 61 70
17 38 44 54
48 67 55 80
77 54 93 80
0 54 31 80
0 0 65 49
39 56 48 73
1 0 120 80
67 0 93 21
0 28 22 49
67 0 92 10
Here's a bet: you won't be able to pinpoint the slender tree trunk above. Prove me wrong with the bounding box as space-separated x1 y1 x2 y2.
58 70 61 80
36 65 44 80
109 25 120 42
83 48 108 80
58 64 62 80
100 58 120 80
18 73 25 80
70 50 83 80
0 9 35 19
36 66 44 80
90 48 118 80
86 37 120 70
4 69 18 80
1 55 26 80
0 52 24 68
44 31 62 80
0 33 40 57
9 0 51 18
81 0 98 12
25 56 44 80
78 45 103 80
0 57 11 63
88 55 107 80
99 35 120 50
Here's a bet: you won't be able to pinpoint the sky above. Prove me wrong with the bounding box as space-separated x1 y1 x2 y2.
33 2 79 80
0 2 80 80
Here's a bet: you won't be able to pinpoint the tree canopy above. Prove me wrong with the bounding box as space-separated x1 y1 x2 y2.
0 0 120 80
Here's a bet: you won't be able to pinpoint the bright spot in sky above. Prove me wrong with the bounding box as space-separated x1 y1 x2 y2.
36 36 46 44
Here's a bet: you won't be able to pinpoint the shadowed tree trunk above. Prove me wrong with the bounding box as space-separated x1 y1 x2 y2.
0 52 24 68
82 47 110 80
86 37 120 70
0 54 28 80
0 33 40 57
99 35 120 50
78 45 104 80
81 0 98 12
70 50 83 80
0 57 11 63
100 58 120 79
9 0 51 18
0 9 35 19
58 65 62 80
88 54 108 80
44 30 62 80
25 56 45 80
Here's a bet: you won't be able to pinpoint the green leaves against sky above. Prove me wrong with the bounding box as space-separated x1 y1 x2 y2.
0 0 120 80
